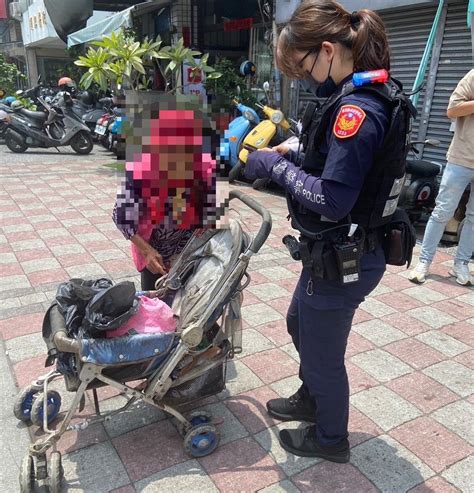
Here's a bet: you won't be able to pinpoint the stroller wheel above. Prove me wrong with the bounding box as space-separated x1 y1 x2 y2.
14 384 41 422
184 424 220 458
188 410 213 427
48 451 64 493
19 455 35 493
30 390 62 429
177 410 213 437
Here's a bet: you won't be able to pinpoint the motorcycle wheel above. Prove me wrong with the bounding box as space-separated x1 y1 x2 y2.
5 132 28 153
70 131 93 155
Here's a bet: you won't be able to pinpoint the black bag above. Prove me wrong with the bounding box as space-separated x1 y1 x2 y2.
382 208 417 267
55 278 113 335
82 281 138 336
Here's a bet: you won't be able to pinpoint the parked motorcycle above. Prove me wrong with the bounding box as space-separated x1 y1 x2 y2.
228 104 291 183
54 90 114 139
108 108 125 158
0 109 11 138
399 139 442 223
4 86 93 154
220 99 260 170
94 112 114 148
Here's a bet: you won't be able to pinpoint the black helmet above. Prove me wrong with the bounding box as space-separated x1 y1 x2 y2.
80 91 95 106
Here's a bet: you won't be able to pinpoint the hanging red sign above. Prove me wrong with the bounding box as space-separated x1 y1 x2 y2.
224 18 253 32
0 0 8 19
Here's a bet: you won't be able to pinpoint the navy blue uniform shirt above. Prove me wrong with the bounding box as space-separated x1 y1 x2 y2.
245 78 390 221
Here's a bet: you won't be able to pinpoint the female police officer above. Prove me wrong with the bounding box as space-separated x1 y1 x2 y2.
244 0 414 463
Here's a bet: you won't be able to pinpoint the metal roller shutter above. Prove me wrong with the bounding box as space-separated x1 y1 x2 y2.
380 4 438 142
423 0 472 163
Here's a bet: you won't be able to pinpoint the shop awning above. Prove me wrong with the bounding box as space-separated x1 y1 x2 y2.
67 1 167 47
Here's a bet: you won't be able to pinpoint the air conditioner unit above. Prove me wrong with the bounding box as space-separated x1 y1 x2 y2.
9 2 22 20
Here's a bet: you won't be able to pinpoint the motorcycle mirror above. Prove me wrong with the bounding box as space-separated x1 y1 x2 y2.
263 81 270 92
425 138 441 147
15 89 23 96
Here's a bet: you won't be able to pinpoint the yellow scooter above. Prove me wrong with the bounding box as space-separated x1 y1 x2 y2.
228 101 291 183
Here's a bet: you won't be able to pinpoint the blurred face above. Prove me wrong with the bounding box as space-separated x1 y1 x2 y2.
157 144 198 181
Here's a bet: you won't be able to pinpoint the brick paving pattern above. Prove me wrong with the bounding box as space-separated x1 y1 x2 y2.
0 147 473 492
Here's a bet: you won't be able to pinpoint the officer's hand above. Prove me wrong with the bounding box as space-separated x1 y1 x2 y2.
272 144 290 155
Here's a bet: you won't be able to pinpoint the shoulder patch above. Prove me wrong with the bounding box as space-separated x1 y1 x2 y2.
333 104 366 139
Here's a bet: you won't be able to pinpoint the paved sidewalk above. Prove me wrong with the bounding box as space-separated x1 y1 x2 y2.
0 146 473 492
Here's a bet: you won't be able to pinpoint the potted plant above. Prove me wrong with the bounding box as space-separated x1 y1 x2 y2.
73 30 221 94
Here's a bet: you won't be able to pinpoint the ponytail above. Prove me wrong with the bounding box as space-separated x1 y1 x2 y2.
350 9 390 72
276 0 390 78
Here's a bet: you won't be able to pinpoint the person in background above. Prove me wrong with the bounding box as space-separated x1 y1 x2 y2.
409 69 474 286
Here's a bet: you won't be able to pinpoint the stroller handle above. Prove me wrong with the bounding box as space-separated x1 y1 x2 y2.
229 190 272 254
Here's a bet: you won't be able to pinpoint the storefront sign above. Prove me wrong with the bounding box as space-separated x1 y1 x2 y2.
29 10 47 29
223 18 253 32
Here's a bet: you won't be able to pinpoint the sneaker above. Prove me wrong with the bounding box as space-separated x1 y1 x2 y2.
279 425 350 462
449 262 473 286
408 261 431 284
267 388 316 423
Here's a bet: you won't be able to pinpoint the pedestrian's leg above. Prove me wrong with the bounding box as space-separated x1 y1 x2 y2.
419 163 472 263
454 180 474 263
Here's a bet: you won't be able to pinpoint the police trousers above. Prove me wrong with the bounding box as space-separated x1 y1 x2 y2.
287 246 386 446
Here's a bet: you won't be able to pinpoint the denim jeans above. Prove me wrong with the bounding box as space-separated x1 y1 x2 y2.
419 162 474 264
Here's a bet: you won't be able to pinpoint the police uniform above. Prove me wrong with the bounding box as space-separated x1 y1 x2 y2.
244 73 414 460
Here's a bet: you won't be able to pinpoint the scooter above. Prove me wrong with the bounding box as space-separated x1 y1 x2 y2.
228 102 291 183
220 99 260 170
0 109 11 138
400 138 468 245
4 88 93 154
399 139 442 223
109 108 126 159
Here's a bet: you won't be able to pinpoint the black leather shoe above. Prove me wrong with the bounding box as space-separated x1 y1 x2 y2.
279 425 350 463
266 389 316 423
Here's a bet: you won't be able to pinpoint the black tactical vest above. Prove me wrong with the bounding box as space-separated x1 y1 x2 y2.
288 78 416 238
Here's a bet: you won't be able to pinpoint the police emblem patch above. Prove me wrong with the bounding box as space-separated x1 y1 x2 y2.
333 105 366 139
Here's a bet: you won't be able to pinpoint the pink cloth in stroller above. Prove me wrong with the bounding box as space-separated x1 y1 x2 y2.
106 296 176 338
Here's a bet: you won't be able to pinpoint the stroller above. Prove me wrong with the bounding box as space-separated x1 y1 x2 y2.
14 190 272 493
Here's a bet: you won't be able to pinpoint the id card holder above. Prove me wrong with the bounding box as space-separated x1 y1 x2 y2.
333 241 362 284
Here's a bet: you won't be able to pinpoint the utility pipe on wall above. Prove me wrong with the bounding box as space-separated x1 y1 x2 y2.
410 0 446 108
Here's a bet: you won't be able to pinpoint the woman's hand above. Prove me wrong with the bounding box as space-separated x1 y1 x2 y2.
131 233 167 275
144 247 167 275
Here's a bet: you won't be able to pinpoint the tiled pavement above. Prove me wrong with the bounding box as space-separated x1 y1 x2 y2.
1 146 473 492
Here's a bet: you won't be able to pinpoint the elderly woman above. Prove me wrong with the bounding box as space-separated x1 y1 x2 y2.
113 100 218 290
